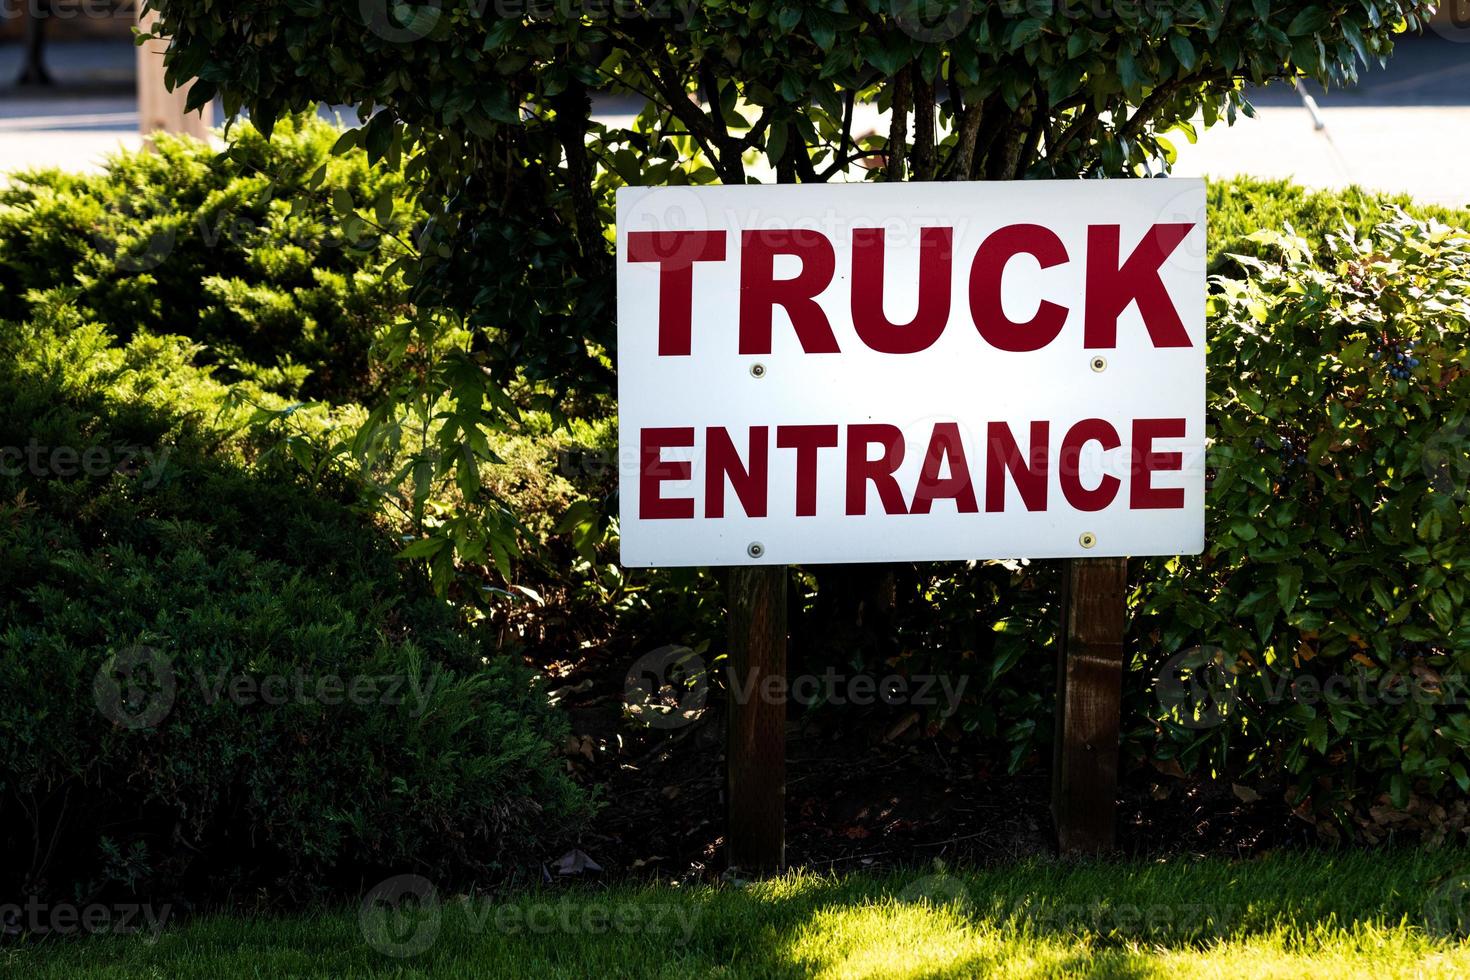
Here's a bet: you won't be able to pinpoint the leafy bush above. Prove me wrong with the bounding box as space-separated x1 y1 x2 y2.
1208 177 1469 269
1132 209 1470 838
141 0 1435 590
0 115 414 403
0 299 591 904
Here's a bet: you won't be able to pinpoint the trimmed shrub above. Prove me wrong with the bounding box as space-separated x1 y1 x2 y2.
0 299 591 904
1208 177 1470 269
0 115 413 404
1131 210 1470 839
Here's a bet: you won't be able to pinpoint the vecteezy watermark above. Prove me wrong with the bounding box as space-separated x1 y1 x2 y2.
889 0 1309 41
891 0 972 42
93 646 441 730
359 0 443 43
622 646 970 730
1155 645 1237 730
494 0 696 25
891 873 1236 939
725 666 969 717
1431 0 1470 44
0 0 126 22
1422 423 1470 502
897 870 973 911
0 441 170 489
359 874 700 958
624 645 710 729
93 646 178 732
1426 871 1470 937
360 875 442 958
89 192 403 277
1000 898 1237 938
357 0 696 44
0 897 172 938
1154 647 1470 731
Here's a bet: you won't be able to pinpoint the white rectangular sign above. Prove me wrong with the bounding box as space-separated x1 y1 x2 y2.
616 179 1206 567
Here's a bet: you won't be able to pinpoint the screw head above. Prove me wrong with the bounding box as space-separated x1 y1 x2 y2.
1089 355 1107 373
1079 532 1097 549
747 542 764 559
749 363 766 379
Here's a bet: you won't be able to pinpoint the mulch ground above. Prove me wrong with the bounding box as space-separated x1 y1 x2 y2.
540 645 1313 883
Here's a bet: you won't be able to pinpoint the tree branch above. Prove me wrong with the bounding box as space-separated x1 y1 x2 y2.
1013 94 1048 179
945 99 983 181
910 65 937 181
818 90 856 181
884 71 910 182
551 76 602 267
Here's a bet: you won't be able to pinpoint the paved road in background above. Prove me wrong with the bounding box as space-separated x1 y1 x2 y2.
0 41 140 175
1 36 1466 210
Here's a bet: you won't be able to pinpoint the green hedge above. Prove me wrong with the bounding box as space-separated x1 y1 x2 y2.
1133 210 1470 838
0 298 591 904
0 115 413 404
6 113 1470 856
1207 177 1470 269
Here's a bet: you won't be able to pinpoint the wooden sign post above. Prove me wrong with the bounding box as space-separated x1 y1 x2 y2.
615 180 1204 872
1052 557 1127 853
726 566 787 874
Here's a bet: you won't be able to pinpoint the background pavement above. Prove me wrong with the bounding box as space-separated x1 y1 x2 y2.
0 41 140 175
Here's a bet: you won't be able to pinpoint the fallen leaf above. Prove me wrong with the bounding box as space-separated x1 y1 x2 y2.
884 711 920 742
551 848 604 876
1150 757 1186 779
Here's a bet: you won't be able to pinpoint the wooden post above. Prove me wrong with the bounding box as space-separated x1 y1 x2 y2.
1052 557 1127 854
726 565 787 875
137 7 213 140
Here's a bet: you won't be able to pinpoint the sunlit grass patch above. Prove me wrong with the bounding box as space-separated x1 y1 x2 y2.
7 849 1470 978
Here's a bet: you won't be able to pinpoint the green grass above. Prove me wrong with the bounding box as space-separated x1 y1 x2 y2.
8 849 1470 978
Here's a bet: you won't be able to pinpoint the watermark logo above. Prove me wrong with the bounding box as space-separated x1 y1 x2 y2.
1155 645 1237 730
0 897 171 938
92 199 177 275
622 647 970 730
624 645 709 729
1009 898 1236 937
360 874 442 958
93 658 441 730
891 0 973 43
1423 423 1470 502
93 645 177 731
1430 0 1470 44
357 875 701 957
0 440 170 488
1426 871 1470 937
897 871 972 912
360 0 443 43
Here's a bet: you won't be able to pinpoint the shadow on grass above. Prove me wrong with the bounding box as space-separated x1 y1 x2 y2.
10 848 1470 978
